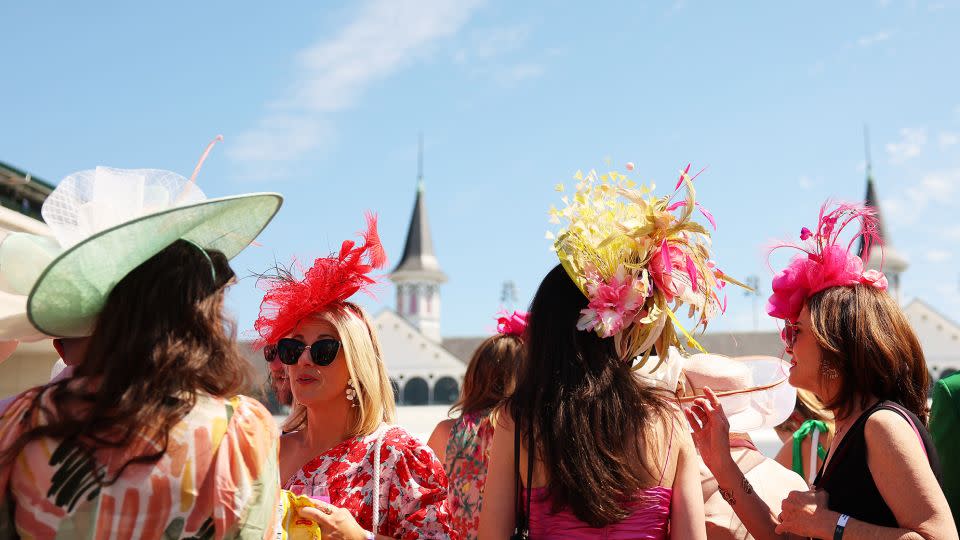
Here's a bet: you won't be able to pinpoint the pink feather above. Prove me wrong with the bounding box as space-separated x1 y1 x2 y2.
674 163 692 191
660 239 672 273
685 255 699 291
697 203 717 230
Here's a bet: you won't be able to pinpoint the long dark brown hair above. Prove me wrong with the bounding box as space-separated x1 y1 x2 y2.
0 239 251 483
449 333 522 417
808 285 930 423
507 264 673 526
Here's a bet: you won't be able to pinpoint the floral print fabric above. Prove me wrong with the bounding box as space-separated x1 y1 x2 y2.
284 424 455 539
442 410 494 540
0 389 281 539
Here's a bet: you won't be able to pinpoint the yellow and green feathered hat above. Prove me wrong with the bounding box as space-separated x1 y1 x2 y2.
547 164 750 368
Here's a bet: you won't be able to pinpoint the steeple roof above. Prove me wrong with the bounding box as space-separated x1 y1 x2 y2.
858 161 909 273
390 140 447 283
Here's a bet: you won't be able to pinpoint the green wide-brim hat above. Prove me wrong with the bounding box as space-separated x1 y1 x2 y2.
25 193 282 337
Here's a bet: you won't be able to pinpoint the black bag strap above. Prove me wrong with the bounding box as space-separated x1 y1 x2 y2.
511 419 533 539
525 430 534 530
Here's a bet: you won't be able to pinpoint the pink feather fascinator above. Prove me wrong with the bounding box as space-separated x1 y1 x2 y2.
767 201 888 324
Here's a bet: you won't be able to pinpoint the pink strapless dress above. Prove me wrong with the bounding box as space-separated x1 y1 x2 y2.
526 485 672 539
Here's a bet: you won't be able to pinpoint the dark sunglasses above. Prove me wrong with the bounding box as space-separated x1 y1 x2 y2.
263 344 278 362
276 337 341 366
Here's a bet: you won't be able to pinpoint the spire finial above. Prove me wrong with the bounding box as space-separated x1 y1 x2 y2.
417 132 424 192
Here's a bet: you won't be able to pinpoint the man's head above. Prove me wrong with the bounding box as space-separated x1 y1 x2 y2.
264 343 292 406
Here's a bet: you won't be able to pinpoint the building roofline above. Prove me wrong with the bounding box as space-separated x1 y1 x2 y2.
904 297 960 330
0 161 55 192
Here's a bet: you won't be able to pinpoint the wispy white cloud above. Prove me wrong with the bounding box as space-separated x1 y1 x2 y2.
453 24 546 87
494 63 546 86
857 30 894 47
885 127 927 163
905 170 956 206
882 169 960 226
926 249 953 263
231 115 334 163
228 0 483 170
940 131 959 148
798 176 815 190
455 24 531 63
946 226 960 240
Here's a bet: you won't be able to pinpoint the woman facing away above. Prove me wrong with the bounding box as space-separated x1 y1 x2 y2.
427 310 526 539
0 161 284 538
256 214 455 540
480 164 746 539
687 202 958 539
773 389 834 486
479 264 705 539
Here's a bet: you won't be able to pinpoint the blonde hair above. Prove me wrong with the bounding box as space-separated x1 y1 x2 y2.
282 302 396 435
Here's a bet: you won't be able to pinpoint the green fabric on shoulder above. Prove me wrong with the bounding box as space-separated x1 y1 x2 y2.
930 373 960 525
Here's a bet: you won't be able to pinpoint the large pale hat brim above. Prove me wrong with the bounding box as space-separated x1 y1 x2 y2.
25 193 282 337
682 354 796 432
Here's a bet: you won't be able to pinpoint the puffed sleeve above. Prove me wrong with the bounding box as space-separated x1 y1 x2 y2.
211 395 282 539
381 428 456 540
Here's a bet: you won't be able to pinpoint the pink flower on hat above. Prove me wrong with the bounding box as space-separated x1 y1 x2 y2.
650 240 695 302
860 269 888 290
767 256 813 321
577 267 649 338
496 310 529 337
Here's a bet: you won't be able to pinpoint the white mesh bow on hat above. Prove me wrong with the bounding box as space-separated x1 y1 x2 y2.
42 166 207 249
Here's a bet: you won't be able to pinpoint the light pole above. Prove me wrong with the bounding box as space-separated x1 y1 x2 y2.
744 275 762 331
501 280 518 311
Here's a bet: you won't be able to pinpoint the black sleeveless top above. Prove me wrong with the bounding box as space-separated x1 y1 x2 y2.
813 400 943 527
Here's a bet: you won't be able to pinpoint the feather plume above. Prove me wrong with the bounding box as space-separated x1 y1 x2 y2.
254 213 388 347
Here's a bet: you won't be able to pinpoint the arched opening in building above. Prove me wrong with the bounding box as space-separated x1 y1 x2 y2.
433 376 460 405
404 377 430 405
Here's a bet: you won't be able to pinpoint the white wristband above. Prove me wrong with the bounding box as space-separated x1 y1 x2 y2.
834 513 850 540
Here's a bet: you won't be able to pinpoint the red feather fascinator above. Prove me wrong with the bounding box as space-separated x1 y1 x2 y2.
255 213 387 346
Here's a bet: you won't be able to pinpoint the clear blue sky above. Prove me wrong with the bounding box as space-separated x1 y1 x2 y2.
3 1 958 339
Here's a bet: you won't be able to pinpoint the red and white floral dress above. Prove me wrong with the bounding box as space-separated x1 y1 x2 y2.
284 424 456 539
